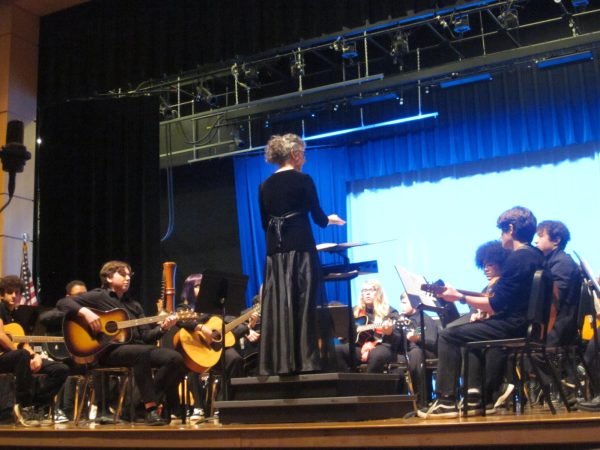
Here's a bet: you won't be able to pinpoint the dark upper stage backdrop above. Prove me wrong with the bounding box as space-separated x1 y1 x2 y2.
36 97 161 310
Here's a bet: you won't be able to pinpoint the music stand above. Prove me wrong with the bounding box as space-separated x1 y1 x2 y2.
195 270 248 401
324 304 354 343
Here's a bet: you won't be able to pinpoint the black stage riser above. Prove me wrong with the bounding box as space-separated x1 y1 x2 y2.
215 395 414 424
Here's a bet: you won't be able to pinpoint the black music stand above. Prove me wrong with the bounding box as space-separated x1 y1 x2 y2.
325 304 355 344
196 270 248 402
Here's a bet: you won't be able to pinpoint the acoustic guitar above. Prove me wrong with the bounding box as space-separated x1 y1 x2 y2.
354 316 407 345
63 307 196 364
420 283 485 299
2 322 65 346
581 315 600 341
173 303 261 373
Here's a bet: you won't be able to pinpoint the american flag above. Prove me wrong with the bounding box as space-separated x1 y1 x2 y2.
19 236 38 306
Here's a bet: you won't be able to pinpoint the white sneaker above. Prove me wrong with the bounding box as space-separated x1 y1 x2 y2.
88 404 97 420
190 408 204 420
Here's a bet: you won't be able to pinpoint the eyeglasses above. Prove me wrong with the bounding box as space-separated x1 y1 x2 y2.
361 287 376 293
116 268 133 278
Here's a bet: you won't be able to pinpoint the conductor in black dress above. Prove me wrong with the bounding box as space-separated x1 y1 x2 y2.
258 133 345 376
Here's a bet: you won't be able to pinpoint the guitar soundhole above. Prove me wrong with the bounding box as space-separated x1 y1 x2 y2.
105 321 117 334
212 331 222 342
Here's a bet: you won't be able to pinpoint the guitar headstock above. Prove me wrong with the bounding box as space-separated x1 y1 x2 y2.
420 283 446 296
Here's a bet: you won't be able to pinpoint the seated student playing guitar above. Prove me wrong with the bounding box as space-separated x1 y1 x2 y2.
335 279 403 373
57 260 187 425
0 275 69 427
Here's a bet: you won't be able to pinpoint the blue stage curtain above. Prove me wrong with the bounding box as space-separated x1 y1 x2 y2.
235 56 600 304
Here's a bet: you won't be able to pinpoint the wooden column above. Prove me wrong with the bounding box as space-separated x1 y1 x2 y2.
0 0 38 275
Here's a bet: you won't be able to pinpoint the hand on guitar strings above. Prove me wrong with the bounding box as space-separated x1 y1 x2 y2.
79 307 102 334
195 324 213 345
246 329 260 343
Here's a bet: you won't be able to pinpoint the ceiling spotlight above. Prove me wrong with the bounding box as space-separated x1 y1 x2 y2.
290 50 305 78
452 14 470 34
242 64 260 87
331 38 358 60
390 32 409 67
195 85 218 108
498 9 519 29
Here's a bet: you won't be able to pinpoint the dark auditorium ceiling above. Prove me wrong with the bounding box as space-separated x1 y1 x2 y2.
14 0 87 17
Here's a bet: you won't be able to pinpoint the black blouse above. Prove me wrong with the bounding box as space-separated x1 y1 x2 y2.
259 169 328 255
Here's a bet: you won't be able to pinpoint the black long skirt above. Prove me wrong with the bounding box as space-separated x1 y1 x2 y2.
258 250 327 376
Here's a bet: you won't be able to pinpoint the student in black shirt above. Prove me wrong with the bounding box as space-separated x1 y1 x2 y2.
418 206 544 419
0 275 69 426
57 260 186 425
258 133 345 375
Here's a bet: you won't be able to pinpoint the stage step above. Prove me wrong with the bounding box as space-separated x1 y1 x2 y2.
215 372 414 424
228 372 403 401
215 394 414 424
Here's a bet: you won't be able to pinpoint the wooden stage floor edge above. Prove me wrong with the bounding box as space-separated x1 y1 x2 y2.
2 410 600 448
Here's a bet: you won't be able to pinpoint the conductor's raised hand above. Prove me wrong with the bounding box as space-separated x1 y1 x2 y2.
328 214 346 226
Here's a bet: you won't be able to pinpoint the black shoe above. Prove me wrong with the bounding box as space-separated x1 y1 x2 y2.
145 408 167 426
417 399 459 419
460 389 484 417
577 395 600 412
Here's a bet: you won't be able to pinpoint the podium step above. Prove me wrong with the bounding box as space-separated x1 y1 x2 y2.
228 372 403 401
214 394 415 424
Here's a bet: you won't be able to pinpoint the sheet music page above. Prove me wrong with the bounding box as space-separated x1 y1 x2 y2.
395 265 438 308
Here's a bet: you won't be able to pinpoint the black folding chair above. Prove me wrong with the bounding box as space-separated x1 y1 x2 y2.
462 270 569 416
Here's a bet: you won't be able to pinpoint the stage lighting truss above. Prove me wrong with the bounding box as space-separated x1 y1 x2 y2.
129 0 600 165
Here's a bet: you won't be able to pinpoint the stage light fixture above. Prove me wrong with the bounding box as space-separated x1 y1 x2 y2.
242 64 260 87
452 14 471 34
331 38 358 60
498 9 519 29
390 32 409 67
440 72 492 88
290 51 305 78
195 85 218 108
535 51 593 69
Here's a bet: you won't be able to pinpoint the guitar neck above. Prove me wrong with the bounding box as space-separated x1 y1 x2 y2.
12 336 64 344
357 319 394 333
225 305 259 334
116 313 175 330
457 288 487 297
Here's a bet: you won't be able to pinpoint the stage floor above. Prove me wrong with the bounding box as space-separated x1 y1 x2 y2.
2 406 600 448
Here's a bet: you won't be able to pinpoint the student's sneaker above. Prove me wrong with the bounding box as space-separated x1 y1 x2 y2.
54 408 70 424
417 399 459 419
190 408 204 421
577 395 600 412
459 388 483 417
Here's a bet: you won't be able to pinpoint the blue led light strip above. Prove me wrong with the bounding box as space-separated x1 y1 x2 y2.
536 51 593 69
303 112 438 141
440 73 492 89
